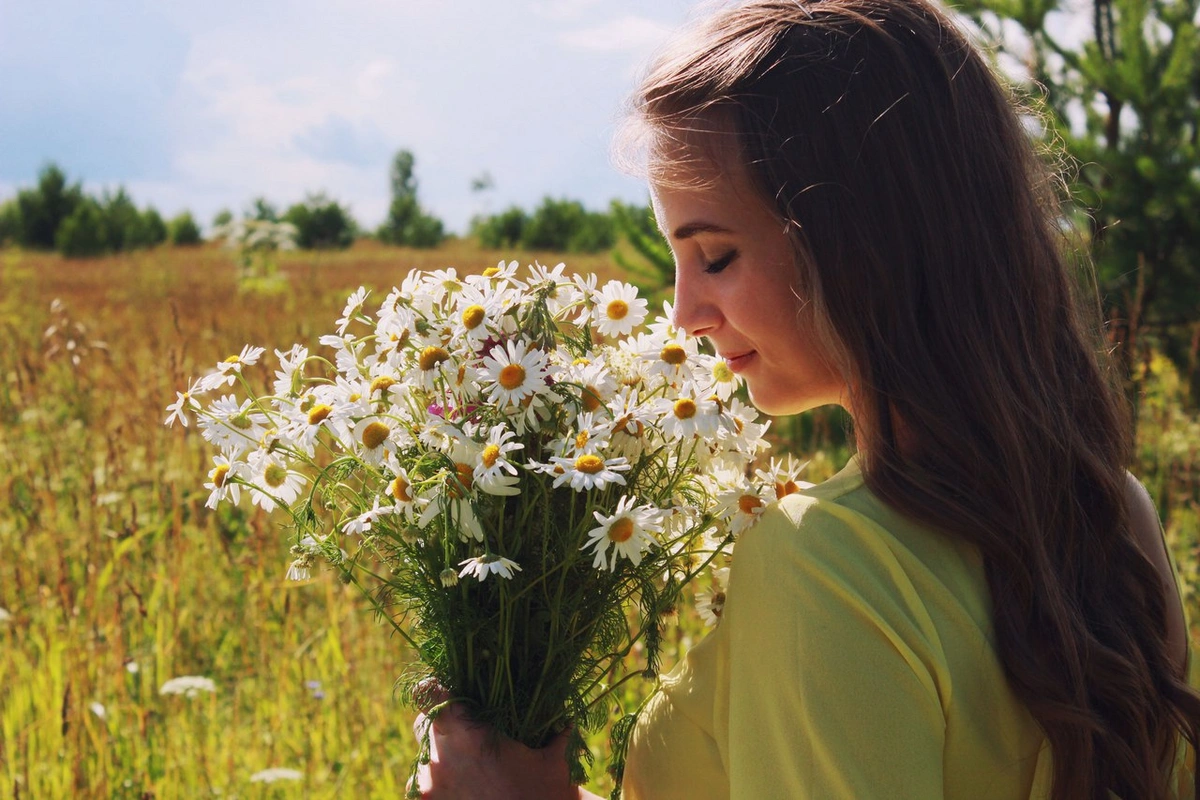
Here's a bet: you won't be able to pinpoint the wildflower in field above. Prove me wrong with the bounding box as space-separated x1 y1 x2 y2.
454 285 506 342
458 553 523 582
352 416 399 465
160 676 216 697
89 702 106 720
643 332 698 385
480 340 549 407
439 567 460 588
584 495 664 570
250 767 303 783
696 567 730 627
0 607 10 623
592 280 649 337
124 659 139 674
703 355 741 402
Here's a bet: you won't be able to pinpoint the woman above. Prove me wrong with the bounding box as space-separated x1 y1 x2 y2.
415 0 1200 796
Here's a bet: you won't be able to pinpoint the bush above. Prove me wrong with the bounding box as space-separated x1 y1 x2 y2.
521 197 614 253
56 199 109 257
16 163 83 249
282 193 357 250
141 207 168 248
99 188 144 251
212 208 233 228
472 206 528 249
168 212 202 246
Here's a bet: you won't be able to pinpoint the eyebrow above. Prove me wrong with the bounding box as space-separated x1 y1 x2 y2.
671 222 734 240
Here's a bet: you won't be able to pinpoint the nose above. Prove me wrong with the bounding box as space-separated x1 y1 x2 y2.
671 265 719 338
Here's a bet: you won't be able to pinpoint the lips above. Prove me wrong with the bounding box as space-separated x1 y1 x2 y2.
723 351 756 373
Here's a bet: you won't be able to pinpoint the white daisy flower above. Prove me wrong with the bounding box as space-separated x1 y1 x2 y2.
584 495 664 570
543 453 630 492
700 354 741 402
272 345 309 399
217 344 266 379
643 334 700 385
383 463 426 520
592 280 648 337
473 425 524 494
160 676 217 697
480 340 549 407
352 416 398 465
164 378 205 428
246 451 306 513
565 412 613 456
336 286 369 335
755 456 813 501
696 567 730 626
204 454 242 509
341 499 399 536
458 553 523 582
198 395 270 454
454 285 506 342
656 385 720 441
715 482 773 536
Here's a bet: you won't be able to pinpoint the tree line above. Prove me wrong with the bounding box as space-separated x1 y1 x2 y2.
0 150 646 259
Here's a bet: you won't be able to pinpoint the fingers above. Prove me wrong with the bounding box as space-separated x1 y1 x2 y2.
413 676 452 713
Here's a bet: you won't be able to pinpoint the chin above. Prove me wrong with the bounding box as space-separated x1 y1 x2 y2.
747 386 837 418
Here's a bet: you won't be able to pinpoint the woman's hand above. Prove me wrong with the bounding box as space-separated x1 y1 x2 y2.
410 703 585 800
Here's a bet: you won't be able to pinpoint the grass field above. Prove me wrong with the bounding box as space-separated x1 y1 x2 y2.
1 241 1197 798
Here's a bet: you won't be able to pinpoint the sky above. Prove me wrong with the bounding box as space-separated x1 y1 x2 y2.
0 0 699 235
0 0 1094 236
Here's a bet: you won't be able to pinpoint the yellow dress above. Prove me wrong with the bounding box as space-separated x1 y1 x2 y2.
623 455 1196 799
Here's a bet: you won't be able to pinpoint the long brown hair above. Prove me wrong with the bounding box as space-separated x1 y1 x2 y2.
623 0 1200 796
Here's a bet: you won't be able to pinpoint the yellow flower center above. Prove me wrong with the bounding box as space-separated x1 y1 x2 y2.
442 279 459 294
461 304 486 330
361 421 390 450
498 364 526 390
230 412 253 430
370 376 396 396
210 464 230 487
582 386 602 412
389 476 412 502
482 266 501 277
574 454 605 474
673 398 697 420
712 361 734 382
575 430 589 450
572 357 590 366
419 346 451 371
608 517 635 543
222 355 241 364
308 404 333 425
448 462 474 498
264 463 288 489
390 330 410 350
660 344 687 365
481 444 500 469
606 299 629 320
775 480 800 500
348 392 361 403
738 494 763 514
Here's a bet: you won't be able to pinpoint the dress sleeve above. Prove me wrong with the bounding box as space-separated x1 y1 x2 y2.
723 497 948 799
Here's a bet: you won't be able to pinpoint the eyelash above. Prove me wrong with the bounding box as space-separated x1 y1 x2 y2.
704 249 738 274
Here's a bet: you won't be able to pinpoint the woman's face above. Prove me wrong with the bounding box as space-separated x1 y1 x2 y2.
650 160 846 417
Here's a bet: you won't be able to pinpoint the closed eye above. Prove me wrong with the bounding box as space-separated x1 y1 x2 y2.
704 249 738 274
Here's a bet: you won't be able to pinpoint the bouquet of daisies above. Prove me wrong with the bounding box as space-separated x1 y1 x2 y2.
167 261 785 790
